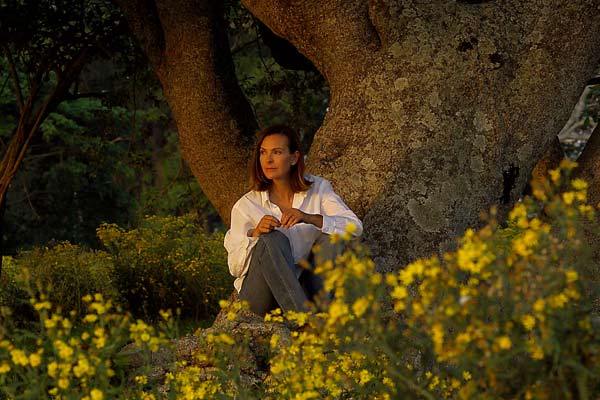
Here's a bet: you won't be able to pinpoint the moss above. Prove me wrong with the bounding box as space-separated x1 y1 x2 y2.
407 196 447 233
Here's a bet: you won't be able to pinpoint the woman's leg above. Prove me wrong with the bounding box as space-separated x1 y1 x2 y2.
239 231 309 316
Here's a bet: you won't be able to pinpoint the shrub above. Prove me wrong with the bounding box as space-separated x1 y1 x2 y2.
97 214 231 321
2 162 599 399
172 160 600 399
0 256 30 320
5 244 119 320
0 291 175 400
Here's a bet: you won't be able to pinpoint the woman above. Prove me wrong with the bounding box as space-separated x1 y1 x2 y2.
224 124 363 316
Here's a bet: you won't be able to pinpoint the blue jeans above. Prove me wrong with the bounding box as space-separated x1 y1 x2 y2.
239 230 343 316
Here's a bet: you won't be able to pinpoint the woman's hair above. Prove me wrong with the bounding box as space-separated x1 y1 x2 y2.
250 124 312 192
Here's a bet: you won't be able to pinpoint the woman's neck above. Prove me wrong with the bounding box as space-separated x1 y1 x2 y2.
269 179 293 200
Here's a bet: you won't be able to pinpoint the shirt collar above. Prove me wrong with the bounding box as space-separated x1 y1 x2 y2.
259 189 308 208
260 190 270 208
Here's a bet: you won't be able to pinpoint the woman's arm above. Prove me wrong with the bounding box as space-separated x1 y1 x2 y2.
319 179 363 237
224 203 259 278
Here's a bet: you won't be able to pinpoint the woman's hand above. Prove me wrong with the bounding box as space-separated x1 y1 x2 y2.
250 215 281 237
280 208 306 229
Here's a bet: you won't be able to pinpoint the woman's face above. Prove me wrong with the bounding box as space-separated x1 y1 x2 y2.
259 134 300 181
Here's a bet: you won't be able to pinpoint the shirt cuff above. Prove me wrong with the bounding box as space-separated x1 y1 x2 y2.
320 215 336 234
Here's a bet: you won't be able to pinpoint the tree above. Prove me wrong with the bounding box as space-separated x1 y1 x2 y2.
115 0 600 271
0 0 126 270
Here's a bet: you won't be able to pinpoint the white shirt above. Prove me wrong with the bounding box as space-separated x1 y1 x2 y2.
224 175 363 292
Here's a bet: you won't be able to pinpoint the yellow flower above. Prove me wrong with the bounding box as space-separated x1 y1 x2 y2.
562 192 575 205
44 318 57 329
342 223 357 240
533 298 545 313
548 293 568 308
572 179 588 191
34 301 52 311
456 332 472 345
29 353 42 368
54 340 74 360
48 361 58 378
74 358 93 378
462 371 472 381
0 362 11 374
549 168 561 183
352 297 370 317
521 314 535 331
565 269 578 284
495 336 512 350
10 349 29 366
509 203 527 223
90 302 107 315
513 230 538 257
217 333 235 346
83 314 98 323
58 378 69 389
90 388 104 400
328 301 349 324
358 369 373 385
559 159 577 170
391 286 408 300
430 323 444 356
529 343 544 360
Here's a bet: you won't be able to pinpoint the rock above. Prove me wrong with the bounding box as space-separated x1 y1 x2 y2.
119 292 292 395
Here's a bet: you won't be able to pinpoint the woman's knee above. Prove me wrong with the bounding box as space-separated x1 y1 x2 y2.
257 230 290 250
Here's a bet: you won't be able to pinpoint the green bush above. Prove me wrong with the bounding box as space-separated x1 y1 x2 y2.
97 214 231 321
1 214 232 324
4 244 118 320
0 292 175 400
0 162 599 399
172 160 600 399
0 256 30 320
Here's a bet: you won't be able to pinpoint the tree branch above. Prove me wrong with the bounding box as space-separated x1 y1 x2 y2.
3 45 24 115
241 0 379 83
0 49 88 206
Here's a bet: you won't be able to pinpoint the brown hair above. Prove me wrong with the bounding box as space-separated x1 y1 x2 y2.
250 124 312 192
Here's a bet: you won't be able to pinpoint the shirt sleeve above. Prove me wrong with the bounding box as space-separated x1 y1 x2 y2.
319 179 363 237
223 200 259 279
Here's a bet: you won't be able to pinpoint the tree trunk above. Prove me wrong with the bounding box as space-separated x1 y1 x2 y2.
114 0 258 220
119 1 600 272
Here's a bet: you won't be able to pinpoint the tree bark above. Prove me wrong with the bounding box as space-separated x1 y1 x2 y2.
114 0 258 221
240 0 600 270
120 0 600 272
